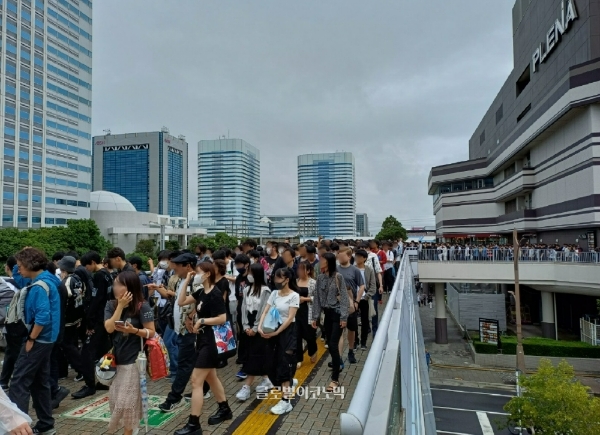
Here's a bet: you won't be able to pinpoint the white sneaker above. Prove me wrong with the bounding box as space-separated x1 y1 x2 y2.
270 399 293 415
204 391 211 400
236 385 251 401
255 378 274 393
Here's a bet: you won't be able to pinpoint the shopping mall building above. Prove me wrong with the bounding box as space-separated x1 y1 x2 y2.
424 0 600 341
429 0 600 248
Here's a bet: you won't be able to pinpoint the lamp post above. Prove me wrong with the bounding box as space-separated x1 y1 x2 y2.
159 216 168 251
512 228 526 373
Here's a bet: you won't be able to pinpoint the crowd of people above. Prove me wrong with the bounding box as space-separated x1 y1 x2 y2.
411 242 596 262
0 237 405 435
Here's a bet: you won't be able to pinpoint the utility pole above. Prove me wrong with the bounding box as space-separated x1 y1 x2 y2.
513 228 526 373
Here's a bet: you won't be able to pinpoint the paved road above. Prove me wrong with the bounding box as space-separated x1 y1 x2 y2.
432 384 514 435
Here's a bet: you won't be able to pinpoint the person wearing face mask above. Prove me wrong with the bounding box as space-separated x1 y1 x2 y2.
258 268 300 415
174 262 232 435
233 254 251 378
158 253 199 413
265 242 280 285
235 263 273 401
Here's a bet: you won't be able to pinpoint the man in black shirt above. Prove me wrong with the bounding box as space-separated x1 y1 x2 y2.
81 251 113 362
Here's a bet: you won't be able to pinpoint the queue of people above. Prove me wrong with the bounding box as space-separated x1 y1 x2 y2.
0 237 403 434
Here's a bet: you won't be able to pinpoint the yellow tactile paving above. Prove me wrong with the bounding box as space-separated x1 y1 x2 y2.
231 338 328 435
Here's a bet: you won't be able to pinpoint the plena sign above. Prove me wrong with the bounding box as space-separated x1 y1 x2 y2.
532 0 578 73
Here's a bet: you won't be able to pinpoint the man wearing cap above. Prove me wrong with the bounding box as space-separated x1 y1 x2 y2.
56 256 96 400
158 253 199 412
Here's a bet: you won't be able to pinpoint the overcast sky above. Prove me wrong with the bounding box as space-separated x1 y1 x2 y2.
92 1 514 233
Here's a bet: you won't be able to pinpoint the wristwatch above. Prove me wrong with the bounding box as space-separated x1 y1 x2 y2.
200 318 205 325
27 336 36 343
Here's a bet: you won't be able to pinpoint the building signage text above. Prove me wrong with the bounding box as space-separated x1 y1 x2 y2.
168 146 183 156
103 143 149 152
532 0 578 73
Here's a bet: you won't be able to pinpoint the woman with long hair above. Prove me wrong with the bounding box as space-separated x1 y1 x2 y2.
296 261 318 369
258 267 299 415
235 263 273 401
174 262 231 435
104 270 156 435
311 252 348 393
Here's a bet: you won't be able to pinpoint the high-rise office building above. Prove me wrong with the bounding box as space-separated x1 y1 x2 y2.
198 139 260 235
298 152 356 238
356 213 369 237
0 0 93 227
92 130 188 217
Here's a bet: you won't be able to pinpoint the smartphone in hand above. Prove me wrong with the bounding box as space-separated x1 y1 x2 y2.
115 320 126 327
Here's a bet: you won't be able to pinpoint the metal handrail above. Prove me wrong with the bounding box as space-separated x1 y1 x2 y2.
418 248 600 264
340 254 435 435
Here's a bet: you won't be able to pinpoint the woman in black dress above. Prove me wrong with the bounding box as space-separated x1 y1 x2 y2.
174 262 231 435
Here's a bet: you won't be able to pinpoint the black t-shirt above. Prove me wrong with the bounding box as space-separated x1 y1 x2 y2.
192 287 226 342
104 301 154 365
215 277 229 302
87 268 113 328
235 274 250 301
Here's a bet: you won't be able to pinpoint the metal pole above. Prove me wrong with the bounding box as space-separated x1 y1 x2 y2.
513 228 526 373
160 223 165 251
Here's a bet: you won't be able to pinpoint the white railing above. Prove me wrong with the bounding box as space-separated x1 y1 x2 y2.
580 318 600 345
340 254 436 435
418 248 600 264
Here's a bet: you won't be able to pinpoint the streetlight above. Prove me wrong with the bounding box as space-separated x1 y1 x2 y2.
512 228 526 373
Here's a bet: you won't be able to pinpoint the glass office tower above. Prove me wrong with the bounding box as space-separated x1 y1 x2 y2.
92 130 188 217
298 152 356 238
0 0 93 227
197 139 260 236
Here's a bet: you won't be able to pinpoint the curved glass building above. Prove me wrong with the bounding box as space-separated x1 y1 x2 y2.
297 152 355 238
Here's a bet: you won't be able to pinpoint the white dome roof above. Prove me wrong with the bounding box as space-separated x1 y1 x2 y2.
90 191 137 212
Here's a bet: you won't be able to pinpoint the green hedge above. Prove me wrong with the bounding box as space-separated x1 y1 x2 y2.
473 336 600 358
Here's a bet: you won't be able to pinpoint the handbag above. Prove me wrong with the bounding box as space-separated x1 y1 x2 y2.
212 321 237 361
96 348 117 387
262 291 283 333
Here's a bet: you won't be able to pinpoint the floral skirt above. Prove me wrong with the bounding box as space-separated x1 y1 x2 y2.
108 363 142 433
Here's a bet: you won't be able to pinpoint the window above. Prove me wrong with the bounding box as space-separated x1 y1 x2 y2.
505 199 517 214
45 218 55 225
517 104 532 123
32 217 41 224
32 154 42 163
19 150 29 160
516 65 531 97
32 195 41 203
496 104 503 124
479 130 486 146
56 218 67 225
4 148 15 157
4 216 15 223
4 126 16 137
18 193 28 202
5 106 16 116
20 109 30 120
46 197 55 204
5 168 15 178
32 174 42 182
3 192 14 201
21 69 31 81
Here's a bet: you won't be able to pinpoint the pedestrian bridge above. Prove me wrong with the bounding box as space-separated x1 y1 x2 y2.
414 249 600 296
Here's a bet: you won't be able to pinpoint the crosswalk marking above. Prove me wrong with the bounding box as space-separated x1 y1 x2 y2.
476 411 495 435
434 405 508 416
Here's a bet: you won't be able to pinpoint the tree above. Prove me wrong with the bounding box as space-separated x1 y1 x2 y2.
187 233 239 252
502 359 600 434
0 219 111 263
375 215 407 241
135 239 156 258
165 240 180 251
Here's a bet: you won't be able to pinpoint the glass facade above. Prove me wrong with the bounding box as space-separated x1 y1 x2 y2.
0 0 93 227
298 153 356 238
198 139 260 235
93 132 188 218
168 147 183 217
102 148 150 212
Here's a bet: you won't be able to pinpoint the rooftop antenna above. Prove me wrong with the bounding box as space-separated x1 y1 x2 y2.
161 126 170 134
103 129 111 135
178 134 186 141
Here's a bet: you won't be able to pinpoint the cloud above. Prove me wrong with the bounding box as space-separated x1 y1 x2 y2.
92 0 514 233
